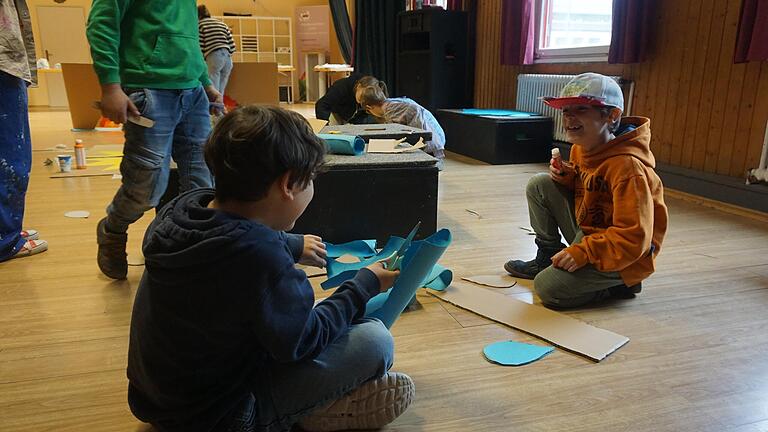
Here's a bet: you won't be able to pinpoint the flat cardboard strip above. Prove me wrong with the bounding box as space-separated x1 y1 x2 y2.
430 281 629 362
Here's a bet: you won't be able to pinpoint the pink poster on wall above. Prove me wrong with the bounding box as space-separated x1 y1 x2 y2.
295 5 330 53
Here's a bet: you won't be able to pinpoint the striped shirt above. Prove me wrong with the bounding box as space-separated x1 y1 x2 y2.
198 18 236 59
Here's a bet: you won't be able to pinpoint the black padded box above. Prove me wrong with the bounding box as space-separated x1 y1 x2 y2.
437 109 553 164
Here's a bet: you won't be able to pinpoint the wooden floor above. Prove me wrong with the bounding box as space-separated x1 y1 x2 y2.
2 109 768 431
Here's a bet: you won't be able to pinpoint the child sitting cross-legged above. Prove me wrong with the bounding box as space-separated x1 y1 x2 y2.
127 105 414 432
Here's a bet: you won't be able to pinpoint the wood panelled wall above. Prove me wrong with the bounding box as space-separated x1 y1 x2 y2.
474 0 768 178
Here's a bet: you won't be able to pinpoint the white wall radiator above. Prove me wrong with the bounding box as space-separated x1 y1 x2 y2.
515 74 625 142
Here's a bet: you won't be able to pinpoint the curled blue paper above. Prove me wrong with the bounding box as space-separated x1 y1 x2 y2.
423 264 453 291
324 239 377 259
366 229 452 328
322 237 405 290
317 134 366 156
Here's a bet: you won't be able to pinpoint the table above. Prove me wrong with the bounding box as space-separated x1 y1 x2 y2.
291 151 439 246
319 124 432 145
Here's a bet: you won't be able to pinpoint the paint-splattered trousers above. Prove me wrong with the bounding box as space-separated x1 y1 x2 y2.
0 70 31 261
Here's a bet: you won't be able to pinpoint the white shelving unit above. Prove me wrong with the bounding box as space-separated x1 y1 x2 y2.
216 16 295 103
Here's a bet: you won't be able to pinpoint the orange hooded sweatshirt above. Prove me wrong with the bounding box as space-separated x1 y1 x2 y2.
564 116 668 286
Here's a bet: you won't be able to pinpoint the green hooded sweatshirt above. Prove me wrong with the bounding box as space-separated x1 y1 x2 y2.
86 0 211 89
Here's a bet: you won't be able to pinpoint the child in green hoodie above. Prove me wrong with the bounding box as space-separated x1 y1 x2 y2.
86 0 222 280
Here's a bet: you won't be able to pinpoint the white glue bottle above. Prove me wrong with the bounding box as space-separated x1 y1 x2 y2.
551 148 563 173
74 139 87 169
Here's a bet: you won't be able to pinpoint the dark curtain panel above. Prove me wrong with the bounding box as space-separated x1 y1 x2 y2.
500 0 535 66
608 0 655 64
329 0 353 64
354 0 406 94
734 0 768 63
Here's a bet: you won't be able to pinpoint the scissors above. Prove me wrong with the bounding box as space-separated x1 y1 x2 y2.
381 221 421 271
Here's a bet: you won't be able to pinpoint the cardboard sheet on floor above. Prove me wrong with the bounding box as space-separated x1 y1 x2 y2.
462 274 518 288
483 341 554 366
50 166 116 178
430 281 629 361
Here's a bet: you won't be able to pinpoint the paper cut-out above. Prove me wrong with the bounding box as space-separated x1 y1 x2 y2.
365 229 452 328
431 281 629 361
317 134 366 156
308 118 329 134
462 274 518 288
483 341 554 366
367 138 426 153
325 239 377 258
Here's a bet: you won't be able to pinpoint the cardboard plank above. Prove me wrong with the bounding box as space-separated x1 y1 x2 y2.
430 281 629 362
61 63 102 130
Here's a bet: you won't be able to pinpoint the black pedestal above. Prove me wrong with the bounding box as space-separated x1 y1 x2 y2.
292 152 438 246
437 109 553 164
160 152 439 247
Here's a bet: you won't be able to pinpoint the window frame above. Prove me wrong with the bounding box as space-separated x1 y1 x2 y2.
533 0 611 64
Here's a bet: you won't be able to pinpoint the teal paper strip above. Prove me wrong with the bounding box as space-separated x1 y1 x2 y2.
324 239 377 258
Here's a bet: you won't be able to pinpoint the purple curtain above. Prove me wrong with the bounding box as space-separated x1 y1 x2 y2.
500 0 535 66
608 0 655 64
734 0 768 63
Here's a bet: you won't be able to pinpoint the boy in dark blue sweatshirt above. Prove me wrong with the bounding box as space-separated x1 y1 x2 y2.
127 106 414 432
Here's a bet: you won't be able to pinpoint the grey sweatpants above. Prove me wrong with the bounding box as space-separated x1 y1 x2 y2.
526 173 625 308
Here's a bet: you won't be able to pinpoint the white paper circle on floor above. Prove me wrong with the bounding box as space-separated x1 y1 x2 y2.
64 210 90 218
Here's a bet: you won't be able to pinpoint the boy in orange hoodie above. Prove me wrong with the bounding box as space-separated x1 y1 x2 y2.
504 73 668 308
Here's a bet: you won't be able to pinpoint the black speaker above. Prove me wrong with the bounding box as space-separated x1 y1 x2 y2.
396 9 473 112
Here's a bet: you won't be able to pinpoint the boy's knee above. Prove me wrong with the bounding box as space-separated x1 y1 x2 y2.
348 318 394 373
533 266 569 307
526 173 553 198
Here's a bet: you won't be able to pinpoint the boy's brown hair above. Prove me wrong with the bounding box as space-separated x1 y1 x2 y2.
204 105 326 203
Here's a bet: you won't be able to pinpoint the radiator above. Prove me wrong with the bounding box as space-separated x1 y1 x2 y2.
515 74 623 142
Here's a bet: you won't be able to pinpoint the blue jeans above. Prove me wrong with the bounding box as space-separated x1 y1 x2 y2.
0 71 31 261
206 48 233 97
105 86 213 233
221 318 394 432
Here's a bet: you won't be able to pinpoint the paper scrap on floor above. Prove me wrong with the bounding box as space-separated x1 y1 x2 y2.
462 274 518 288
430 281 629 362
483 340 554 366
367 137 426 153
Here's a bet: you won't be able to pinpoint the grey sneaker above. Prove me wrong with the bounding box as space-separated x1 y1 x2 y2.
504 241 566 280
97 217 128 279
609 283 642 299
299 372 415 431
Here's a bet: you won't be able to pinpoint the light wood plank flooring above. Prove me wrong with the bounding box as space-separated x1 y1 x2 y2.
1 109 768 431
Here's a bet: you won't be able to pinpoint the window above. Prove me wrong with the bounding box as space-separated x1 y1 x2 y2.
535 0 613 63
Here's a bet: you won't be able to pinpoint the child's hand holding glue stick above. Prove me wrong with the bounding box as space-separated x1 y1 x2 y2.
549 148 575 186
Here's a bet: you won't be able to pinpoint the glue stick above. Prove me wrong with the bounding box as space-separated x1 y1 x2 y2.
74 139 87 169
551 148 563 173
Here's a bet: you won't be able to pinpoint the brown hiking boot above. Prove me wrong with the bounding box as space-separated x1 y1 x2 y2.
299 372 415 431
97 217 128 279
